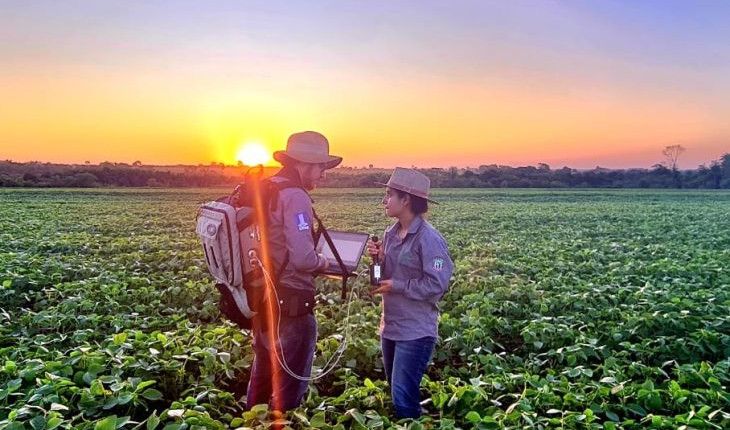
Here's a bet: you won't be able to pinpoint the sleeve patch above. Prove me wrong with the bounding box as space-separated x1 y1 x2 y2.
433 257 444 271
295 212 310 231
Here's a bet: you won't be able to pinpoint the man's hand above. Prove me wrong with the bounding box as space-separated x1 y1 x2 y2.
318 253 330 271
370 279 393 295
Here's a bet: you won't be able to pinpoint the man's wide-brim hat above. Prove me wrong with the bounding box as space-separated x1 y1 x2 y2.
376 167 438 204
273 131 342 169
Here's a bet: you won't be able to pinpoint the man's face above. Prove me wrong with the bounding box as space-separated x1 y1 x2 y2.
300 163 328 190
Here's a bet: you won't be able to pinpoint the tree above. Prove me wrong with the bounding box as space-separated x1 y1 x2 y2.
662 145 685 188
448 167 458 180
720 154 730 188
709 161 722 189
662 145 685 171
67 172 99 187
721 153 730 174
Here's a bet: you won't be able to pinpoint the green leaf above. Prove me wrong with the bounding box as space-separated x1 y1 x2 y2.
4 360 17 373
95 415 117 430
348 409 366 425
142 388 163 401
135 380 157 392
605 411 620 422
87 363 106 375
30 416 46 430
406 422 424 430
627 404 647 417
118 393 134 405
310 412 326 428
465 411 481 423
90 380 105 396
115 417 130 429
46 417 63 430
7 379 21 391
250 404 269 413
112 333 127 345
103 398 119 410
647 393 663 410
146 412 160 430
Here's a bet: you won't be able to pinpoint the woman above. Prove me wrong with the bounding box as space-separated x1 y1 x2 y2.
367 167 454 419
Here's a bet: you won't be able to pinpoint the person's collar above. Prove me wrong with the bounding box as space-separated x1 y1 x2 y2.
386 215 423 238
386 222 398 237
405 215 424 235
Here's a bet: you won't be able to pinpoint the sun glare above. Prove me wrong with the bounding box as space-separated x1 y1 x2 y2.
236 142 271 166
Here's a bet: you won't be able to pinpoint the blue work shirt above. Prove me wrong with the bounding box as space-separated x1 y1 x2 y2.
380 215 454 341
267 176 327 293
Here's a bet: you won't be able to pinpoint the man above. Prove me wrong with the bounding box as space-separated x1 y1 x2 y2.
245 131 341 412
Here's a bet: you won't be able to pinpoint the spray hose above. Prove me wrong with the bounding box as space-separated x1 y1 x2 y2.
256 259 357 381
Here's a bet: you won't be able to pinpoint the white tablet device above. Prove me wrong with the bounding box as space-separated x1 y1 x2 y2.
314 230 370 276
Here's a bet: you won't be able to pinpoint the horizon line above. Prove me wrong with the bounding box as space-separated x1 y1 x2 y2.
3 158 725 172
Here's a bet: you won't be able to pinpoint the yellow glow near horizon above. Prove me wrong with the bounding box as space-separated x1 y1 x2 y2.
236 142 272 166
1 62 725 169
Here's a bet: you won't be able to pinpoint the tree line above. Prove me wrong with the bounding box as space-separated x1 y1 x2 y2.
2 152 729 189
0 162 231 188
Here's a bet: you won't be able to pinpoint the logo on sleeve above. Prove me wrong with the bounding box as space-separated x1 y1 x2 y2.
433 257 444 271
295 212 310 231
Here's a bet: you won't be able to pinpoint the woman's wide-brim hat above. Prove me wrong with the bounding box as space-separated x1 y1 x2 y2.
376 167 438 204
273 131 342 169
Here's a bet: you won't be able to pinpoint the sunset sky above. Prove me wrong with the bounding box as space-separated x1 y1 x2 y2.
1 1 729 169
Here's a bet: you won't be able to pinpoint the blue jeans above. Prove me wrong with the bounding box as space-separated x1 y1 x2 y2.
381 336 437 419
246 313 317 412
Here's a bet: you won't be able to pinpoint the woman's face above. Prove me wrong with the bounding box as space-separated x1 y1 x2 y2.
382 187 409 218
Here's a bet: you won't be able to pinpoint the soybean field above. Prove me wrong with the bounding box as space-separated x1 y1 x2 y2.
1 188 730 429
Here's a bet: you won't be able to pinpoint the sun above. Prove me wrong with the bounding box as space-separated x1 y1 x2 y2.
236 142 271 166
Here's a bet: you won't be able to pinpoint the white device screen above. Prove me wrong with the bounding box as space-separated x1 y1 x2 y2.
316 231 369 270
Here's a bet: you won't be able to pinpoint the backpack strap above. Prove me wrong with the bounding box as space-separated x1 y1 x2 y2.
312 208 348 277
266 178 311 212
264 177 309 283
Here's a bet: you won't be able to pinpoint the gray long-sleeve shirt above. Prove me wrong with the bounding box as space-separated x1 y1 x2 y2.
380 216 454 341
267 177 327 292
